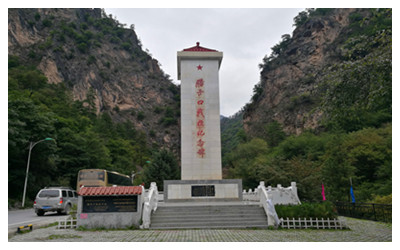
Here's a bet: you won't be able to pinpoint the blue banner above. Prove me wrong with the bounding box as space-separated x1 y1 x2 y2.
350 186 356 203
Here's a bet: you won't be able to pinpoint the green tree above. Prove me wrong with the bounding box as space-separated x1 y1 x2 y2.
341 124 391 201
107 138 137 174
227 138 269 189
8 97 57 200
263 121 286 147
142 149 179 190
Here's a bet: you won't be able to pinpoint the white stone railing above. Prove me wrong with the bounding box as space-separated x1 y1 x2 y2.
243 182 301 205
140 182 158 229
266 182 301 205
242 188 259 201
258 181 280 227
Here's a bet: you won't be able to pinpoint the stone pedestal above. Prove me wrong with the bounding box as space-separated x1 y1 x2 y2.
164 179 242 202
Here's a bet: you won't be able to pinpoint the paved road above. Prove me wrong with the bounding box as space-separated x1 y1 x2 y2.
8 216 391 242
8 208 68 233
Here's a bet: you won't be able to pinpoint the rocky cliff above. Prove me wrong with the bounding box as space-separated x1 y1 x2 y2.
243 8 371 137
8 8 180 149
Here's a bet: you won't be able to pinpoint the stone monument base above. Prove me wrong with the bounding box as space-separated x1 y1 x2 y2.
163 179 242 202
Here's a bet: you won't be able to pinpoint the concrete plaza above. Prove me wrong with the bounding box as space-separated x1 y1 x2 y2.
9 216 391 242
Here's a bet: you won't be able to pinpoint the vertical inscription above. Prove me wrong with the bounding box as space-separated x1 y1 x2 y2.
195 76 206 158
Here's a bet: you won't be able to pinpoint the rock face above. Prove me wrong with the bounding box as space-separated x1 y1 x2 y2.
8 8 180 150
243 9 365 137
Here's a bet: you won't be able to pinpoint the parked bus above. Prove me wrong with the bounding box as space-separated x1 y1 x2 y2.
77 169 132 192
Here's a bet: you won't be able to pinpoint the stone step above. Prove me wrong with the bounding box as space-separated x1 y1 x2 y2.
154 205 262 213
150 220 268 229
153 209 265 217
149 204 268 229
151 214 267 223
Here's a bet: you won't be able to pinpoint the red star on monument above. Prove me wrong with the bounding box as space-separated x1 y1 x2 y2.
197 64 203 70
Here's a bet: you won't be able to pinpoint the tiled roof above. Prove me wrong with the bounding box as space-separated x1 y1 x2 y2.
79 186 143 196
183 42 218 52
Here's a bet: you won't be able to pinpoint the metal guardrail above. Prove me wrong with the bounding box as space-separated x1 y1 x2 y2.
17 224 32 233
335 201 392 223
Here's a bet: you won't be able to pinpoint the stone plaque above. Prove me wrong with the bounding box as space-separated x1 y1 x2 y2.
82 195 137 213
191 185 215 197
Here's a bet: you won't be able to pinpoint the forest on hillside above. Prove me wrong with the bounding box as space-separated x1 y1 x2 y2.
8 9 180 207
8 58 180 205
226 8 392 203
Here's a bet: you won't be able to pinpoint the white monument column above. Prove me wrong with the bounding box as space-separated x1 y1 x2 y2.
163 42 241 202
177 42 223 180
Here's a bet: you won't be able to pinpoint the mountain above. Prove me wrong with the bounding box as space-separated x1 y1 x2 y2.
8 8 182 203
243 8 391 137
8 8 180 149
225 8 391 201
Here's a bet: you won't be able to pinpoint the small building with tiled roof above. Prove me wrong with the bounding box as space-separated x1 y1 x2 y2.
77 186 144 229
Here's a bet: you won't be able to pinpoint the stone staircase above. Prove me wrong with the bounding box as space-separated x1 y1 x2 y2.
149 204 268 229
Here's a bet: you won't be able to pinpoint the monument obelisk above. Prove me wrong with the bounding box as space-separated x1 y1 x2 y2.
163 42 242 202
178 42 223 180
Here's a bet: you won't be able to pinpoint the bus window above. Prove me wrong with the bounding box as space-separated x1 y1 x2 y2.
107 172 132 186
77 169 107 192
79 170 105 181
77 169 132 192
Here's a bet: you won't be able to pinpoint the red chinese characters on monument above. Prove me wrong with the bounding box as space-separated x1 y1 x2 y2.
195 78 204 88
196 108 205 119
195 75 206 158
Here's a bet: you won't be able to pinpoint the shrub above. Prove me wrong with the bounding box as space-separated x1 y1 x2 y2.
42 18 52 28
275 202 338 219
368 194 392 204
34 12 41 21
77 42 88 53
137 111 145 121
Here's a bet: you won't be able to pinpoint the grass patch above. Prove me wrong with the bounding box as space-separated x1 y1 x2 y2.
47 234 82 240
42 222 58 228
76 224 139 231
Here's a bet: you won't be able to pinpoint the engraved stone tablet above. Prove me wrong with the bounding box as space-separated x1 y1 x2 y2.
191 185 215 197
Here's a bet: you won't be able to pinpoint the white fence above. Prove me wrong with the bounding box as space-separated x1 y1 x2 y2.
279 217 348 229
58 216 77 229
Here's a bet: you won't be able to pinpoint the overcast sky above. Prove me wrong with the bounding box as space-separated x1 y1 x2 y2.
105 8 304 117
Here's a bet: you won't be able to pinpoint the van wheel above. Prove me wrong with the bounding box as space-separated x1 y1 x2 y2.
36 210 44 216
64 204 71 215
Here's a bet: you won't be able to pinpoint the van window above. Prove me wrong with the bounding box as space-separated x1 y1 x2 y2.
68 191 73 197
38 190 59 198
62 190 67 197
73 191 78 197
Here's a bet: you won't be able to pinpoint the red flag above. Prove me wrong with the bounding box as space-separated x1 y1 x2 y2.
321 183 326 201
